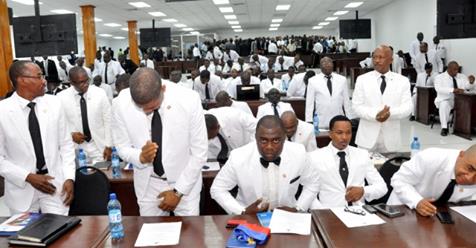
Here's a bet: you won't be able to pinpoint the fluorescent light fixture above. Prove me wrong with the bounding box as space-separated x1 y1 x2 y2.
50 9 73 14
11 0 43 5
105 23 121 27
121 28 129 31
234 29 243 32
94 17 103 22
276 4 290 11
163 18 178 22
231 25 241 29
212 0 229 5
190 31 200 35
334 10 349 15
99 34 112 37
182 27 194 31
269 27 278 31
270 23 280 27
325 17 338 21
345 2 363 8
219 7 233 13
312 26 323 29
224 15 237 20
128 2 151 8
271 18 283 23
318 22 330 26
174 24 187 28
113 36 126 39
148 11 166 17
228 20 239 25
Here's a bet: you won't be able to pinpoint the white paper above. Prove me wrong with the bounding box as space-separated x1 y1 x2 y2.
330 206 386 228
134 222 182 247
451 206 476 223
268 209 311 235
201 161 220 171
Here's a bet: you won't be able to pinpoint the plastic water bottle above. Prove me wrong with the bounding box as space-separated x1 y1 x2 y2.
78 148 87 173
410 137 421 157
108 193 125 241
313 112 320 135
111 147 121 179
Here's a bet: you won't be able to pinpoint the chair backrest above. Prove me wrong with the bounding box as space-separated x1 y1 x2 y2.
69 166 111 216
368 156 410 205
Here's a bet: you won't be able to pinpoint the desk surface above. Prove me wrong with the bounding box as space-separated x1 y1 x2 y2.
99 214 318 248
312 206 476 247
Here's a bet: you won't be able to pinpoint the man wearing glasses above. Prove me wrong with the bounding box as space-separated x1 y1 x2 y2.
388 144 476 216
211 115 319 215
58 67 113 164
0 61 75 215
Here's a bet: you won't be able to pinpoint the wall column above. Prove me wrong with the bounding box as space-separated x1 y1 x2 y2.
80 5 97 68
0 0 13 96
127 20 139 65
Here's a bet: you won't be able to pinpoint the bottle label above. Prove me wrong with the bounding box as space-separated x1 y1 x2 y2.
108 209 122 223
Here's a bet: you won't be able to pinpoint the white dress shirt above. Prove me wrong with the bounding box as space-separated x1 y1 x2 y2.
432 43 447 60
213 46 223 60
409 39 422 60
178 79 194 90
193 74 224 101
289 120 317 152
414 50 443 74
434 71 474 107
199 64 216 74
231 100 253 116
286 72 306 97
224 50 240 62
313 42 323 54
256 101 294 120
231 63 250 73
260 78 283 97
98 83 114 102
193 47 201 58
268 42 278 54
93 60 125 86
141 59 155 69
249 55 269 66
413 72 436 94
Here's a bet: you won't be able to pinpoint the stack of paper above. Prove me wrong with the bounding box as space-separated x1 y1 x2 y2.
134 222 182 247
331 206 385 228
268 209 311 235
451 206 476 223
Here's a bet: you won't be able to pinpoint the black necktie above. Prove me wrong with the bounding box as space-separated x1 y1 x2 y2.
27 102 46 172
337 152 349 187
281 64 283 71
216 133 229 161
453 77 458 89
390 63 393 72
272 103 279 117
79 93 92 142
326 75 332 96
260 157 281 168
151 110 164 176
425 75 430 86
205 83 211 100
434 179 457 206
425 53 429 63
380 75 387 94
240 64 243 72
287 136 292 141
104 63 109 84
304 83 308 98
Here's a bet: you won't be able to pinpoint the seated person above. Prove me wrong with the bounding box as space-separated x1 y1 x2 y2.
215 90 253 116
232 57 250 72
410 63 436 121
281 111 317 152
387 144 476 216
309 115 386 209
227 70 259 99
210 115 319 214
199 59 216 74
260 70 283 98
256 88 294 119
193 70 224 101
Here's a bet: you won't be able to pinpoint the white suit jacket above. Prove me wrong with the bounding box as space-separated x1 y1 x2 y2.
413 72 436 94
434 72 473 108
0 93 75 212
388 148 476 208
286 72 306 97
256 102 294 120
260 78 283 97
231 100 253 116
112 84 208 199
352 70 412 151
309 144 386 209
306 73 352 127
58 86 112 153
226 77 260 99
210 142 319 214
93 60 125 85
290 121 317 152
193 74 224 101
414 50 443 74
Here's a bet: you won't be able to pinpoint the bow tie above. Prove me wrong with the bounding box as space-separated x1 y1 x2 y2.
260 157 281 168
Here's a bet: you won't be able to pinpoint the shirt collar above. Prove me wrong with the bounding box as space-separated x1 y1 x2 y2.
328 142 349 157
13 92 37 110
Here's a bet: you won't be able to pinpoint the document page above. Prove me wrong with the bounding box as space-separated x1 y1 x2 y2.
268 209 311 235
451 206 476 223
134 222 182 247
331 206 386 228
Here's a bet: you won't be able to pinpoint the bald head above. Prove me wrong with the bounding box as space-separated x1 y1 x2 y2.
215 90 232 107
372 45 393 74
280 111 298 138
256 115 285 134
129 68 162 105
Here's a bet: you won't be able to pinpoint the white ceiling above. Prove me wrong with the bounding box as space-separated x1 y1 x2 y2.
7 0 395 38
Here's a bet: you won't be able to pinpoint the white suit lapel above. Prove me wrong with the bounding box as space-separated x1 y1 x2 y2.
35 98 49 150
8 102 31 150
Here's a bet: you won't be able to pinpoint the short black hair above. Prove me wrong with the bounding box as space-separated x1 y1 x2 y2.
256 115 285 133
424 63 433 70
129 68 162 105
8 60 31 88
205 114 219 130
68 66 88 80
329 115 352 131
200 70 210 79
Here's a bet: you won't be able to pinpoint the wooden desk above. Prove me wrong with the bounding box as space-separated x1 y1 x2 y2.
316 131 331 148
1 216 110 248
98 214 318 248
416 86 436 125
312 206 476 247
454 92 476 140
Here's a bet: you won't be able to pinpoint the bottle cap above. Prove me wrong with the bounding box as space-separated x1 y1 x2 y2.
109 193 117 200
413 137 418 140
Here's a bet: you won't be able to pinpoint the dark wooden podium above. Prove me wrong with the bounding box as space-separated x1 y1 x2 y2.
454 92 476 140
415 86 436 125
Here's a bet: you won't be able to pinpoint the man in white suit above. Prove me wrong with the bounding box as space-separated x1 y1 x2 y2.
388 144 476 216
352 45 412 153
0 61 75 215
410 63 436 121
256 89 294 120
93 51 125 91
281 111 317 152
306 57 352 128
58 67 113 163
215 91 253 116
434 61 475 136
112 68 207 216
413 42 443 74
210 116 319 214
193 70 223 101
309 115 386 209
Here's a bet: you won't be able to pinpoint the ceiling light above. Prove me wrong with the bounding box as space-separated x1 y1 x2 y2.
219 7 233 13
313 26 323 29
318 22 330 26
174 24 187 28
271 18 283 23
231 25 241 29
334 10 349 15
182 28 194 31
99 34 112 37
325 17 338 21
148 11 166 17
269 27 278 31
228 20 239 25
224 15 237 20
163 18 178 22
128 2 151 8
50 9 73 14
212 0 229 5
94 17 102 22
121 28 129 31
11 0 43 5
270 23 280 27
345 2 363 8
234 29 243 32
276 4 290 11
190 31 200 35
105 23 122 27
113 36 126 39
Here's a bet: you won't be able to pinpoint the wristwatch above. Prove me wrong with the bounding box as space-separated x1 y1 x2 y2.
173 189 183 198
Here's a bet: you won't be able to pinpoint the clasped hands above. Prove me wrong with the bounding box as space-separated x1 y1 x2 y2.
376 105 391 122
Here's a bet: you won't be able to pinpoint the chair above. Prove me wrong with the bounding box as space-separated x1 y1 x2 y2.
69 166 111 216
367 156 410 205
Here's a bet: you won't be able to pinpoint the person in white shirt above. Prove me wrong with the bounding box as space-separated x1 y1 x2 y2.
193 70 224 101
409 32 424 64
222 69 239 90
215 91 253 116
213 59 223 73
414 42 443 74
352 45 412 153
268 40 278 54
390 46 404 74
192 44 201 60
286 69 307 97
292 55 304 70
274 56 294 72
260 70 283 97
432 36 446 66
112 68 207 216
140 53 155 69
76 57 92 79
210 115 319 214
280 67 295 91
281 111 317 152
256 88 294 119
359 53 373 68
306 57 352 128
223 48 240 62
0 61 75 215
387 145 476 216
213 45 223 61
177 70 198 90
250 54 269 68
226 70 259 99
93 52 125 91
309 115 386 209
115 73 131 95
231 57 250 72
199 59 216 74
410 63 436 121
58 67 113 164
56 56 73 83
434 61 475 136
92 75 114 102
222 60 237 74
313 41 323 54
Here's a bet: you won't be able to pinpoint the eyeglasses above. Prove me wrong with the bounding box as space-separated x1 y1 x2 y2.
344 206 366 216
21 75 45 80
